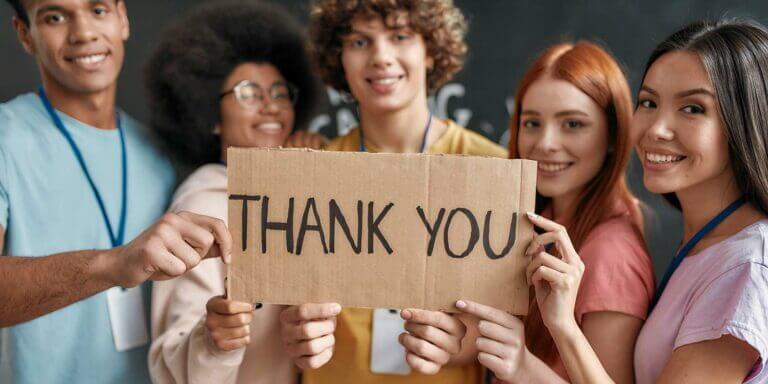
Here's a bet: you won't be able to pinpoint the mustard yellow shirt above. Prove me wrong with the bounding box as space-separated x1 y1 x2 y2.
303 120 506 384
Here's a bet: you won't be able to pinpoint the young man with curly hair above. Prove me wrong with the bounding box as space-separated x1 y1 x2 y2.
0 1 232 383
278 1 507 383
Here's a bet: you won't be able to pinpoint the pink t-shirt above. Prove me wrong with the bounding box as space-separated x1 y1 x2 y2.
494 200 656 382
634 219 768 384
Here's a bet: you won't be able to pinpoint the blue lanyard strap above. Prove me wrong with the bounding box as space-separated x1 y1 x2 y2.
359 111 433 153
38 87 128 248
650 196 746 311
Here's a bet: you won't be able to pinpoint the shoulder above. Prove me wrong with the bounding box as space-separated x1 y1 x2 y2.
0 93 50 145
324 127 360 152
699 219 768 272
578 202 655 289
437 120 507 157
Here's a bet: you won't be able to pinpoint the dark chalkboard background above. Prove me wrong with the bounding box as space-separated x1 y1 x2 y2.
3 0 767 279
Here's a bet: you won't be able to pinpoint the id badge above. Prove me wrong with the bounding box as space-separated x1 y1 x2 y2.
370 308 411 375
106 286 150 352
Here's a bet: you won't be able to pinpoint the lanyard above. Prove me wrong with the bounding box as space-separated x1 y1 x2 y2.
38 87 128 248
359 111 433 153
650 196 746 311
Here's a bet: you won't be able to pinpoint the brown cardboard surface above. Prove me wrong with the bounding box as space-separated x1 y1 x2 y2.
227 147 536 314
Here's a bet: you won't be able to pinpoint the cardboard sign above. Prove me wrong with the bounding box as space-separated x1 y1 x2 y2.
227 148 536 314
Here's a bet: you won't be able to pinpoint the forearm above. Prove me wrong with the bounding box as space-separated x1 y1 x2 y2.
0 248 117 326
506 349 569 384
551 324 615 384
150 318 243 384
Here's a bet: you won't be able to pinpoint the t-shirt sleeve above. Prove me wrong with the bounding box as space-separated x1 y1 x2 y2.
0 146 10 231
675 262 768 378
574 227 655 323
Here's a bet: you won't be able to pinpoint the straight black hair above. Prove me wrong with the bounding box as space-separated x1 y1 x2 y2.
640 19 768 215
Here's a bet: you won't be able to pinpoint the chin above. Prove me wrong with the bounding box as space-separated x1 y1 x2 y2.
643 176 678 194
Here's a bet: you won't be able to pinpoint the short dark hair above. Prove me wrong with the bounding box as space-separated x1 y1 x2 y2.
641 19 768 214
5 0 29 25
144 0 322 167
4 0 121 26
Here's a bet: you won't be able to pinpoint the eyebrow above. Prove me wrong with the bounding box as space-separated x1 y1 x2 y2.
639 85 658 96
675 88 715 98
555 110 588 117
34 0 109 16
519 109 588 117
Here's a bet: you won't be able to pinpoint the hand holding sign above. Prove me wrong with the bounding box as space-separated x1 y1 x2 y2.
205 296 255 351
108 211 232 288
280 303 342 370
455 299 528 382
524 212 584 334
398 308 467 375
282 130 329 149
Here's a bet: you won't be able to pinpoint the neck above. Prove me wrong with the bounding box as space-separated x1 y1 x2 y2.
551 188 582 222
677 168 742 242
359 100 432 153
41 72 118 130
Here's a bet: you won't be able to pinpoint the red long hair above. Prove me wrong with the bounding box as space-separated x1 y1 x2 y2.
508 42 642 363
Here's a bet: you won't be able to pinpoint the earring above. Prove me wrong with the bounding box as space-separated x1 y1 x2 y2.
212 125 221 135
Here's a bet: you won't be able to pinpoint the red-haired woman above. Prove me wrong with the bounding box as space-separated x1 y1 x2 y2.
455 42 655 383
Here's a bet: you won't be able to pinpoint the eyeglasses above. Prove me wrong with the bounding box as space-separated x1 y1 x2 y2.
219 80 299 110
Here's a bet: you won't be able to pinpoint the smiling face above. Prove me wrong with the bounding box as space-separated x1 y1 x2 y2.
218 62 295 152
517 76 609 203
634 50 733 196
15 0 129 95
340 13 433 114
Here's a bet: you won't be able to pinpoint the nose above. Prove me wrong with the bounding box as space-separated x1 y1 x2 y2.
640 112 675 142
370 39 394 69
68 13 98 44
534 125 562 154
258 95 281 115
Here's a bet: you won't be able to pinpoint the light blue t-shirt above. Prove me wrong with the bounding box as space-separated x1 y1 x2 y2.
0 93 175 384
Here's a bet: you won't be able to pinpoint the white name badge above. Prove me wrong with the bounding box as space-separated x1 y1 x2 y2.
106 286 150 352
370 308 411 375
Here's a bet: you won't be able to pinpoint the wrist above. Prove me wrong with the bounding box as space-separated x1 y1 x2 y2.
92 247 123 288
547 316 580 342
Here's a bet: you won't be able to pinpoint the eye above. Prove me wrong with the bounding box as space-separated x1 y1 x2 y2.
564 120 585 129
681 104 705 114
347 37 368 48
92 5 109 16
521 119 540 129
394 32 412 42
637 99 656 109
44 12 66 24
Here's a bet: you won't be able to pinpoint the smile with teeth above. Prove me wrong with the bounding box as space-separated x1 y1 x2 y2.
645 152 685 164
256 122 283 133
68 53 108 65
538 162 573 172
368 75 403 85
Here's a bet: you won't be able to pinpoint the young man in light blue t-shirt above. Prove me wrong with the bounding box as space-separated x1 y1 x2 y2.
0 1 233 383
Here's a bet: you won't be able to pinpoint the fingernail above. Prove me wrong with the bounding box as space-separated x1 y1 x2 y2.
331 303 342 313
455 300 467 309
401 309 412 320
527 211 537 218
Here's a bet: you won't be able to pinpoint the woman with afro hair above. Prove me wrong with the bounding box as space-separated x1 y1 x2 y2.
146 2 322 383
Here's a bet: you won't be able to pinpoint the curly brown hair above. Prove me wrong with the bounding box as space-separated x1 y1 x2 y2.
310 0 468 93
